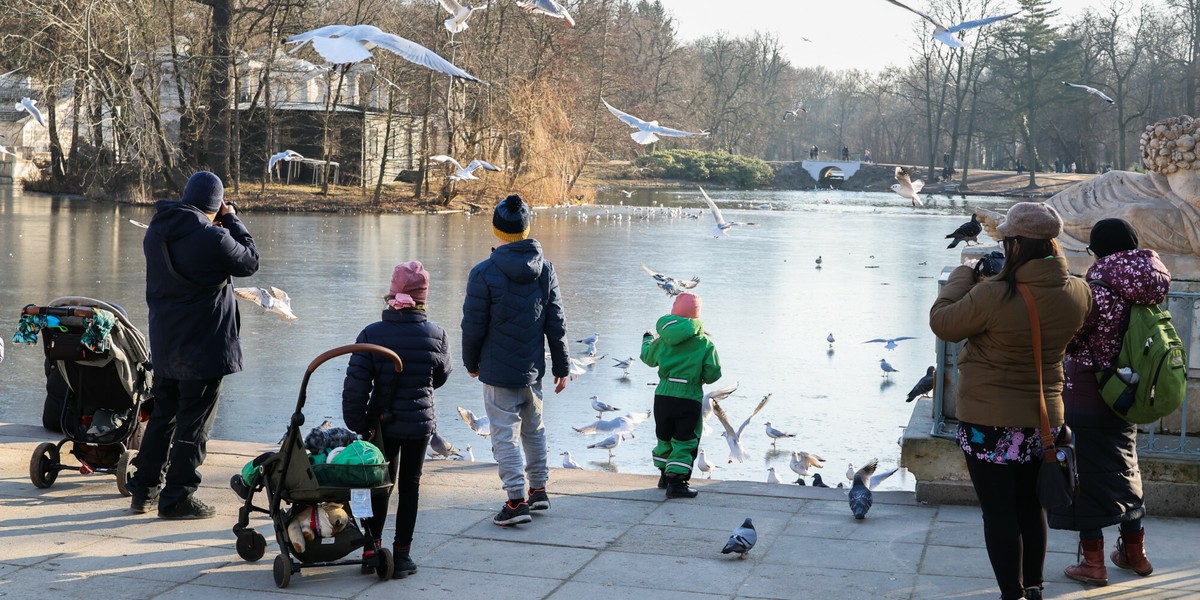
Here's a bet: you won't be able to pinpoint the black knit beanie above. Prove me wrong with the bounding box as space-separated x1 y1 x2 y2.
182 171 224 214
493 194 530 243
1088 218 1139 258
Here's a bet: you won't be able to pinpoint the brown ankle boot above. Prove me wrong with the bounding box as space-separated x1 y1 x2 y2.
1111 529 1153 576
1064 538 1108 586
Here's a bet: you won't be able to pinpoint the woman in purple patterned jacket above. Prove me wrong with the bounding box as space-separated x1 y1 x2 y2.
1051 218 1168 587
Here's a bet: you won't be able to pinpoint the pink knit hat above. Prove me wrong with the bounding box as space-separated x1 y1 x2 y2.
671 293 701 319
387 261 429 309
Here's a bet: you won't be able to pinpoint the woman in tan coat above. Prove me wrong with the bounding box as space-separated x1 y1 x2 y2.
931 202 1091 600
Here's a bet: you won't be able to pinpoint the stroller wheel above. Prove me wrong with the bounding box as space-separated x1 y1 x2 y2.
375 547 394 581
116 450 138 497
29 442 60 489
273 553 293 588
236 530 267 562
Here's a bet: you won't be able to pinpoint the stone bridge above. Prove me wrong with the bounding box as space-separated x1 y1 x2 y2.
801 159 863 180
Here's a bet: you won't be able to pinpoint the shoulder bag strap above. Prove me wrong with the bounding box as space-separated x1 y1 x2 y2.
160 241 228 291
1016 283 1055 464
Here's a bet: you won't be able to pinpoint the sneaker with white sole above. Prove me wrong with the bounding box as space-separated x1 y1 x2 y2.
527 487 550 511
493 499 532 526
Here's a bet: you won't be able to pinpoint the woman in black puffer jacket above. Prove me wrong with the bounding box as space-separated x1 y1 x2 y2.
342 261 452 579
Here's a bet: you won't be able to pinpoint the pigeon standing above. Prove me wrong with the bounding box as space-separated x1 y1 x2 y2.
428 431 461 459
906 366 936 402
879 359 899 378
827 333 835 347
812 473 830 488
848 459 900 519
720 518 757 559
764 422 796 447
945 214 983 248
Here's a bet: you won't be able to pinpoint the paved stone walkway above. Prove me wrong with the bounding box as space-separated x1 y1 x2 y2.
1 423 1197 599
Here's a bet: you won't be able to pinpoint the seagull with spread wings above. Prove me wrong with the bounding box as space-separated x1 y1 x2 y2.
711 394 771 463
428 155 502 181
234 286 298 322
286 24 482 81
883 0 1020 48
437 0 488 34
699 186 737 237
1063 81 1115 104
603 98 709 145
16 97 45 127
517 0 576 26
457 406 491 437
864 336 917 351
783 103 807 121
891 166 925 206
641 264 700 296
268 149 304 175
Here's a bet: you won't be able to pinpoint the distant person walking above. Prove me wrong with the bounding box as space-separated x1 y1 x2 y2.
1051 219 1166 586
930 202 1091 600
841 146 850 160
129 171 259 519
864 148 873 163
462 194 570 527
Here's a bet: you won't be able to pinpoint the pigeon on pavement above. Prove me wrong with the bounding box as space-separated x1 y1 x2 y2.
720 518 757 559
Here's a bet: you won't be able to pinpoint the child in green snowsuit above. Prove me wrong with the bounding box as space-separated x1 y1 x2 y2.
640 292 721 498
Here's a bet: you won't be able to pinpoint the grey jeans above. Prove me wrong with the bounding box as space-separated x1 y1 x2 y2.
482 381 548 499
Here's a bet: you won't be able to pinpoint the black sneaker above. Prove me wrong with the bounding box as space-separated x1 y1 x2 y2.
129 489 160 514
493 499 532 526
528 487 550 511
1024 587 1043 600
665 477 698 499
158 495 217 520
393 549 417 579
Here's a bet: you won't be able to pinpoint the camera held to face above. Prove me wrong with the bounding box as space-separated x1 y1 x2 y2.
973 250 1006 279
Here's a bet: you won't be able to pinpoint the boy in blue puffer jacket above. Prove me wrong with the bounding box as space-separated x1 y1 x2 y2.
641 292 721 499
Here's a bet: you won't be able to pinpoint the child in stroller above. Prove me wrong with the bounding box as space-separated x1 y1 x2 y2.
18 297 153 495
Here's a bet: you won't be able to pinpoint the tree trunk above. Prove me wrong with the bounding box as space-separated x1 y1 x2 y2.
204 0 233 182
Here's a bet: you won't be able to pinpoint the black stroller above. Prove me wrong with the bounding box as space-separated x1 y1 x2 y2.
22 297 153 496
231 343 399 588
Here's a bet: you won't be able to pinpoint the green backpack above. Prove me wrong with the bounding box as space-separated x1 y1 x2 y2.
1094 289 1188 424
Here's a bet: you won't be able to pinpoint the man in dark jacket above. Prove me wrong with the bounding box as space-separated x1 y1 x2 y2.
129 171 259 519
462 194 569 526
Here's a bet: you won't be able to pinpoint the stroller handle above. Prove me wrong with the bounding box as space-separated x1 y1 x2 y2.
306 343 403 374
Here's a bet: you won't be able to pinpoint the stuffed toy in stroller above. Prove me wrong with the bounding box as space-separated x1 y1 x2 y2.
286 503 349 554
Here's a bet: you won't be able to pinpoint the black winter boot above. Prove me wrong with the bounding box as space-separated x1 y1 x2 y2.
657 471 667 489
665 475 698 499
393 545 417 579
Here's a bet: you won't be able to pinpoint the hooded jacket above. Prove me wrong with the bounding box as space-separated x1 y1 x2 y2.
1049 249 1169 532
461 239 569 387
143 200 258 380
930 256 1091 428
640 314 721 401
342 309 452 439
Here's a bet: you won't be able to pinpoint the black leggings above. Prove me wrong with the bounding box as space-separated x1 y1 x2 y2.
963 453 1046 600
367 436 430 549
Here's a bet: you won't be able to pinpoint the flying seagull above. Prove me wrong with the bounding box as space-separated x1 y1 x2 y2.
879 358 899 378
764 422 796 447
234 286 298 322
783 104 807 121
865 336 917 351
517 0 576 27
699 186 735 238
437 0 488 34
721 518 757 559
16 97 45 127
945 213 982 248
620 189 634 198
883 0 1021 49
906 366 936 402
1063 81 1115 104
428 155 502 181
456 406 491 437
268 149 304 174
0 145 14 157
711 394 771 463
602 98 709 145
286 24 482 82
560 451 582 469
891 166 925 206
701 382 739 434
641 264 700 296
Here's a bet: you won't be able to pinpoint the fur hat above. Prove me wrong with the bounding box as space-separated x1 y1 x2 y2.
997 202 1063 240
493 194 531 243
182 171 224 214
388 261 429 309
671 292 701 319
1088 218 1139 258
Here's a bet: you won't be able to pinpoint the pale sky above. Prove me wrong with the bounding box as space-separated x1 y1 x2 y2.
657 0 1114 72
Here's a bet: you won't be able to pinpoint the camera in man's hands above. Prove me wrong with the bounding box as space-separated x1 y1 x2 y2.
974 251 1006 279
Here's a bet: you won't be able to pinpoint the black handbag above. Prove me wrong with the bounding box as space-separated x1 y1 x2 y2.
1017 283 1080 511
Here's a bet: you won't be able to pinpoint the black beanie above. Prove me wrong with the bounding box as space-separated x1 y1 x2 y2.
182 171 224 214
1088 218 1139 258
492 194 531 242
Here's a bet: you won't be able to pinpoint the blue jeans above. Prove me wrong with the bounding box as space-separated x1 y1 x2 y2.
482 381 548 500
